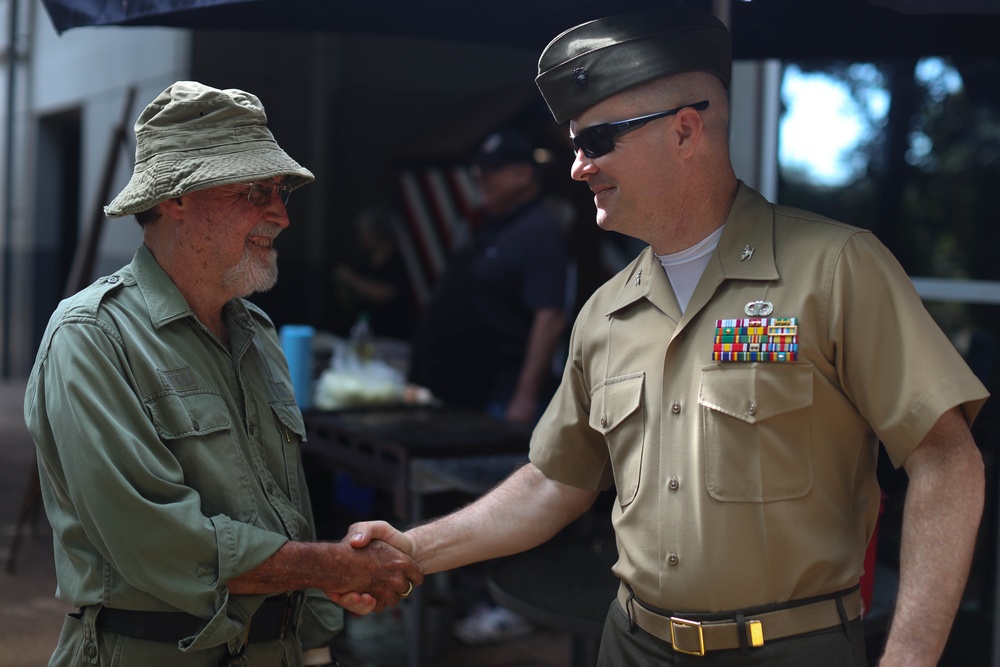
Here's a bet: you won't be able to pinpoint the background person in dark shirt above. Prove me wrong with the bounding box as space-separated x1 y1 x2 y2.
409 130 572 424
408 129 575 644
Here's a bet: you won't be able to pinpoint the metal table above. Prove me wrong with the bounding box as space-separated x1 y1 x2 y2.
302 405 532 667
487 535 620 667
303 406 531 522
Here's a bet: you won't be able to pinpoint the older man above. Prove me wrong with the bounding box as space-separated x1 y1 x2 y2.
25 81 422 667
340 8 989 667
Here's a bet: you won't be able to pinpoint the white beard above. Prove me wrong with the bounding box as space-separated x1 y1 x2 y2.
223 248 278 297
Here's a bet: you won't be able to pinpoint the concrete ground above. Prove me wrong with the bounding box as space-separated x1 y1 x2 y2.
0 379 72 667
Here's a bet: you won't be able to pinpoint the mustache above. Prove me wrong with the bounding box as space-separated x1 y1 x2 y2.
585 176 613 193
248 223 281 240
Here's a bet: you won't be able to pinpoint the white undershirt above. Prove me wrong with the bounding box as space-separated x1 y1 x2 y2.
655 225 725 313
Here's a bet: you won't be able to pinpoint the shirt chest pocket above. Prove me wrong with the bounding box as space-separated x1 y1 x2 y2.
590 372 645 507
698 364 813 502
147 391 232 438
146 391 256 521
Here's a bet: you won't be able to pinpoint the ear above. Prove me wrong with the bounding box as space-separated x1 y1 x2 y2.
158 197 185 221
673 107 704 159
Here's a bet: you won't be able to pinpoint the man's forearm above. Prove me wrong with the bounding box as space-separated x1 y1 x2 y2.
229 539 422 604
229 541 323 595
408 463 598 574
880 408 985 666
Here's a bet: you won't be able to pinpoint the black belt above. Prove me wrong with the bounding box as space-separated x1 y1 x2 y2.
618 583 861 656
96 591 305 644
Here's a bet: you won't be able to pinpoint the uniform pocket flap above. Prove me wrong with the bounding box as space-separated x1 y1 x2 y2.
698 364 813 424
589 372 645 434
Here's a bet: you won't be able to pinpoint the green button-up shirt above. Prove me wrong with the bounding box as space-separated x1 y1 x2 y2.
25 245 341 664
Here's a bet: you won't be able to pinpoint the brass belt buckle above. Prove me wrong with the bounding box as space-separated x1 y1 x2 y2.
669 616 705 656
748 619 764 648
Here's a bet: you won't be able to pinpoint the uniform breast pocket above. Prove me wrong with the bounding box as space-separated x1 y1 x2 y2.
589 372 645 507
699 364 813 502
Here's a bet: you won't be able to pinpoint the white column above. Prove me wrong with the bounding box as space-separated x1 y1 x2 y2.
729 59 782 202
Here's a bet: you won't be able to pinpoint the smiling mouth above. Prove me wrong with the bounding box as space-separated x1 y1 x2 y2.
249 236 274 248
593 186 614 201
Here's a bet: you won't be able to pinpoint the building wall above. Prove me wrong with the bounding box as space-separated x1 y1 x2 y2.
0 0 191 377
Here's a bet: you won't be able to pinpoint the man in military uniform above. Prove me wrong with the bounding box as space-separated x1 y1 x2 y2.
337 9 987 666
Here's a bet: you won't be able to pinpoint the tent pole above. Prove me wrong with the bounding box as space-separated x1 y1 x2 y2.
1 0 20 378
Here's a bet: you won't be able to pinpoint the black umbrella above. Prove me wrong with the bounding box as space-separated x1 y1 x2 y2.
40 0 1000 59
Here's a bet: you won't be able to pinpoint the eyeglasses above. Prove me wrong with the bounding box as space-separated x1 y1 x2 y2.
246 180 293 206
570 100 710 158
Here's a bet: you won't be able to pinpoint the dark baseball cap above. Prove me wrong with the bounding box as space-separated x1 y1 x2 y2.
471 130 537 169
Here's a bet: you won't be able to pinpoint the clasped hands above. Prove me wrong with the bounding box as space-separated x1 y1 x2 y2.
330 520 414 615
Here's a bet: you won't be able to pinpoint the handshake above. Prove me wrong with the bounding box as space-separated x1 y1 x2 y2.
330 520 420 615
231 463 589 614
227 519 420 613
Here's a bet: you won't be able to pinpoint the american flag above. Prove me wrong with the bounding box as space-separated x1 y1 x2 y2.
395 164 480 307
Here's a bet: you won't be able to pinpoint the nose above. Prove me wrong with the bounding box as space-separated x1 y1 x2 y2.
570 148 598 181
265 195 291 229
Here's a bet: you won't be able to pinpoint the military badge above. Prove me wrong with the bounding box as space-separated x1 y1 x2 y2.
713 317 798 362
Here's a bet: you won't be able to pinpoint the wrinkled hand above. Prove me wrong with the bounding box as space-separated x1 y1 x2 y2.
327 522 418 614
323 533 422 614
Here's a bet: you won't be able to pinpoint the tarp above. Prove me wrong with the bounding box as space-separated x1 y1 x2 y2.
40 0 1000 59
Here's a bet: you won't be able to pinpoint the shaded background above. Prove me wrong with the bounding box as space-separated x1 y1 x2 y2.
3 0 999 663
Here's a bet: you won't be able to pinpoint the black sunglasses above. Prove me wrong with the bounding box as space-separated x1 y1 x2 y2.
571 100 710 158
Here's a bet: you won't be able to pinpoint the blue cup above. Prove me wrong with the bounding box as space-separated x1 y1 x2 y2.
280 324 315 410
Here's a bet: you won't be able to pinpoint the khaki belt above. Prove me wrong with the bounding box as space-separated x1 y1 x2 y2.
617 583 860 656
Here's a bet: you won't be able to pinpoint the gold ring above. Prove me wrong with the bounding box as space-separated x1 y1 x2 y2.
401 580 414 598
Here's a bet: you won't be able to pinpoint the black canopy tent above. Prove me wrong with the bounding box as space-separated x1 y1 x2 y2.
39 0 1000 59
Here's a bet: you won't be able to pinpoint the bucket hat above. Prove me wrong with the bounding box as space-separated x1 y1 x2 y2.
105 81 314 218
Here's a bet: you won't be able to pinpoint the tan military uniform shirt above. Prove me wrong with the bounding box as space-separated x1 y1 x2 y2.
530 182 988 612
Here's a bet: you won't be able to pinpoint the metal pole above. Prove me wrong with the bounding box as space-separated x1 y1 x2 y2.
713 0 731 27
2 0 20 378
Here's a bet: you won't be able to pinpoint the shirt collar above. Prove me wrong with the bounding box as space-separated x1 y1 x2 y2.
716 182 778 282
131 244 252 331
603 181 777 318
